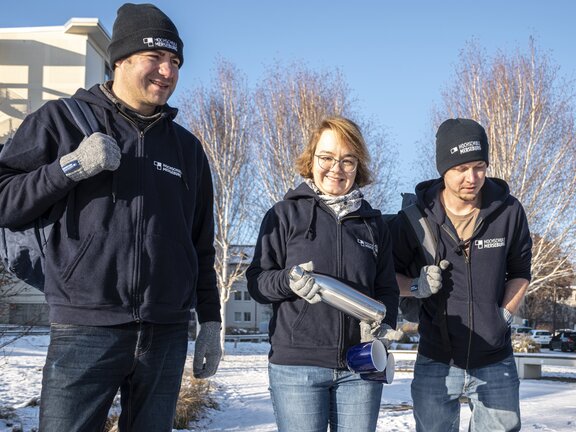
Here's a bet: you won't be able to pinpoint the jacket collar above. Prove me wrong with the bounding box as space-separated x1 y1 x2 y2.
415 177 510 225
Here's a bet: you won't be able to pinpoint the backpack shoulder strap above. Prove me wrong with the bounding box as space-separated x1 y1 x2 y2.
401 202 437 266
61 97 99 137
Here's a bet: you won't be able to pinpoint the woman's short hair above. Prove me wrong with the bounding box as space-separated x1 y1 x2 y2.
295 116 373 187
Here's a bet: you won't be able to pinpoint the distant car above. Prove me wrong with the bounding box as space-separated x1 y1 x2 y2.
512 326 533 335
530 329 552 347
549 330 576 352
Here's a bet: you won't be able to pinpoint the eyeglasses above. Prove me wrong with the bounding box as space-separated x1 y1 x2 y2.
314 155 358 173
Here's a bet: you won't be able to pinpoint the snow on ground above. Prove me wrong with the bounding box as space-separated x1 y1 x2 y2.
1 335 576 431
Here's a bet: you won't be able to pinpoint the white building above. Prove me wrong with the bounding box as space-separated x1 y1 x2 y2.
0 18 111 145
0 18 110 324
222 245 272 332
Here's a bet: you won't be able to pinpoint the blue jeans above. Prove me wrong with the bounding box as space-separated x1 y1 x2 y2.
268 363 383 432
411 354 521 432
39 322 189 432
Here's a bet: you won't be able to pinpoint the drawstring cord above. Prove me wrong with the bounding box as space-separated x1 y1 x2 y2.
171 120 189 191
362 219 378 259
103 110 119 203
305 200 317 240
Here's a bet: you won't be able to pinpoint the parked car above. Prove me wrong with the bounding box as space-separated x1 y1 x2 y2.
549 330 576 352
530 329 552 347
511 325 533 335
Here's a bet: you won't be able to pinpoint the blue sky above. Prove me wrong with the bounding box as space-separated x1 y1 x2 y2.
3 0 576 192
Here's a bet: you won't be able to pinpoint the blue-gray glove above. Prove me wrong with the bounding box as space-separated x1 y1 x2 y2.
193 321 222 379
410 260 450 298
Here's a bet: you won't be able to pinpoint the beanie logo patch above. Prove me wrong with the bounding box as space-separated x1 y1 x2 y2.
452 140 482 155
142 37 178 52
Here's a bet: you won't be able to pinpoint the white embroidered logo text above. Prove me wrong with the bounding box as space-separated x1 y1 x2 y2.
153 161 182 178
474 238 505 250
357 238 378 254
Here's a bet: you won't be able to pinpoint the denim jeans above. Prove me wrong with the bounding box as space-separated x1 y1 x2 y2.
411 354 521 432
268 363 383 432
39 322 189 432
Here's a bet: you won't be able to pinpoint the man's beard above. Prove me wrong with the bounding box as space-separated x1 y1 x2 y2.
458 191 479 202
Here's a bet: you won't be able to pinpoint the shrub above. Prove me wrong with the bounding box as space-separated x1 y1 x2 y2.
104 368 217 431
512 334 540 353
397 322 419 344
173 370 218 429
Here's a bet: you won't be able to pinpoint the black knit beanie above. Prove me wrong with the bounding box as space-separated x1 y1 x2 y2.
435 118 489 175
108 3 184 68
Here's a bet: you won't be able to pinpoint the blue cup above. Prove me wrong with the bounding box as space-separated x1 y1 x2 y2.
346 339 387 373
359 352 395 384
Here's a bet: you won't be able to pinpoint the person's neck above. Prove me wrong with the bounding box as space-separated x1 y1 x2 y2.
109 82 156 116
440 188 480 216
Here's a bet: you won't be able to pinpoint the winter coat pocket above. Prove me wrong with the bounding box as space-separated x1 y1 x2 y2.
62 231 134 306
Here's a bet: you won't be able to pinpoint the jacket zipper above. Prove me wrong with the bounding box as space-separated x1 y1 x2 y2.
441 217 484 368
464 217 484 368
464 252 473 369
132 130 145 321
117 113 164 322
336 213 365 368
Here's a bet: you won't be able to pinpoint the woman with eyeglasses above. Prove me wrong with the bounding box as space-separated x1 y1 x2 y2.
247 116 399 431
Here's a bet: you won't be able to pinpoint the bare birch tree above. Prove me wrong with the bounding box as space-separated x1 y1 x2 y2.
179 60 253 351
521 235 575 326
434 38 576 295
253 61 397 213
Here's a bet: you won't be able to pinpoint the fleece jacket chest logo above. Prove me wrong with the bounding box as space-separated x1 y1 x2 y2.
474 237 506 250
357 238 378 254
153 160 182 178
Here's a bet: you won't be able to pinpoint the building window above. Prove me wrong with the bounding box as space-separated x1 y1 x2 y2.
244 291 252 301
244 312 251 322
233 291 242 301
234 312 242 322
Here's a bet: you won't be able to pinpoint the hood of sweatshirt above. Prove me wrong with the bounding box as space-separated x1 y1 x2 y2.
71 84 179 128
283 182 382 240
413 176 511 227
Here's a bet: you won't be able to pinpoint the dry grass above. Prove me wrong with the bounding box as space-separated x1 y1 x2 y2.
104 368 217 431
397 322 419 346
512 334 540 353
173 370 218 429
104 414 119 432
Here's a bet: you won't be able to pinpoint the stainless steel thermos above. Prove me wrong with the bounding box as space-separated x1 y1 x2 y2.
289 265 386 325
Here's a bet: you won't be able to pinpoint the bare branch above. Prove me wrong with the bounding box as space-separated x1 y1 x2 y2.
434 38 576 295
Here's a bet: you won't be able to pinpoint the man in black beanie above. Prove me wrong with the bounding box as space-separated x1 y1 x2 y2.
0 3 221 431
390 118 532 431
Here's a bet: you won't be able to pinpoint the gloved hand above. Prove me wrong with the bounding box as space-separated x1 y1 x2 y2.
60 132 121 182
360 321 403 349
410 260 450 298
193 321 222 379
501 307 513 325
289 261 321 304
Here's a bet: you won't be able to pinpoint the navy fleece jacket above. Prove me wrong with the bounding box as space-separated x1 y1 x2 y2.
0 85 219 326
391 178 532 369
247 182 399 369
